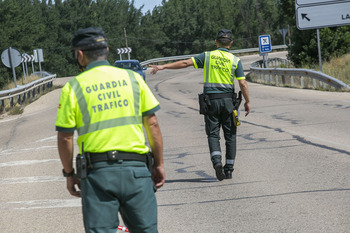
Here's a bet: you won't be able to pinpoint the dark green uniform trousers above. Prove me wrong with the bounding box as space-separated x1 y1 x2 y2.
205 97 237 172
81 161 158 233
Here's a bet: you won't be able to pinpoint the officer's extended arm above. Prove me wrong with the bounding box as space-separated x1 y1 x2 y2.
238 79 250 116
150 58 194 75
142 114 165 189
57 131 81 197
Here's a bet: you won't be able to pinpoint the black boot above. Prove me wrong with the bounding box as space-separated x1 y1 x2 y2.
224 170 233 179
224 166 234 179
213 163 225 181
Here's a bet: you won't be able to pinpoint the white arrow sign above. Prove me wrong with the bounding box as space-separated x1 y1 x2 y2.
117 47 132 54
296 1 350 30
21 54 35 63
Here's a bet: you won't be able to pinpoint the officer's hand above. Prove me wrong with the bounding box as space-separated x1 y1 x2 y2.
152 165 165 189
244 102 250 116
150 65 164 75
66 176 81 198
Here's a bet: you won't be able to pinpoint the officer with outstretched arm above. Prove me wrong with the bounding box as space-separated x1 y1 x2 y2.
56 27 165 233
151 29 250 181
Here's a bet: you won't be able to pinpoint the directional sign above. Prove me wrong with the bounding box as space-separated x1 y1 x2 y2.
21 54 35 63
117 47 132 55
296 1 350 30
258 35 272 53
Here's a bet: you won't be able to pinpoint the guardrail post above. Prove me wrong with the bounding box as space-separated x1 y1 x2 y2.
275 74 279 86
10 97 14 107
1 100 4 109
300 76 304 88
281 74 286 85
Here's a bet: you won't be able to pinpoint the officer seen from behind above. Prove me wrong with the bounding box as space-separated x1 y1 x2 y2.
56 27 165 233
151 29 250 181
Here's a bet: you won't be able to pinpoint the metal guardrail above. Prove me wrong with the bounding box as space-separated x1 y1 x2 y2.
0 74 56 109
140 44 349 90
249 58 350 90
140 45 288 66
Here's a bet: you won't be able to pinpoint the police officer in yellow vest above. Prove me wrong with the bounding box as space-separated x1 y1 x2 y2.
56 27 165 233
151 29 250 181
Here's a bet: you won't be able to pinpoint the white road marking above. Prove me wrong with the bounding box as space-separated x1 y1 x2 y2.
0 159 60 168
6 199 81 210
36 136 57 142
0 176 64 184
0 146 57 156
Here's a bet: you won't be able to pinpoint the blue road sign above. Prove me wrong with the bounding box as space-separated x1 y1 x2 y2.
259 35 272 53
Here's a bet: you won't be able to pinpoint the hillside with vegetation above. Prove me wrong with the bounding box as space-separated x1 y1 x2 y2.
0 0 349 90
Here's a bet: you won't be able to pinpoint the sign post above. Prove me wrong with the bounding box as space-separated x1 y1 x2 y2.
116 47 132 60
279 28 288 45
34 49 44 72
258 35 272 68
1 47 22 88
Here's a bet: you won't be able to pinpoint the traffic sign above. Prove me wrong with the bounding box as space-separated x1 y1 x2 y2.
33 49 44 62
296 1 350 30
258 35 272 53
1 47 22 68
21 54 35 63
117 47 132 55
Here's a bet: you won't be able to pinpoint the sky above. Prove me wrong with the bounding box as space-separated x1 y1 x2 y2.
133 0 163 13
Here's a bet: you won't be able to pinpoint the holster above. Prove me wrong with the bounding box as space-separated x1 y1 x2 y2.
146 152 154 173
146 152 157 192
198 93 211 115
76 153 87 179
234 91 242 110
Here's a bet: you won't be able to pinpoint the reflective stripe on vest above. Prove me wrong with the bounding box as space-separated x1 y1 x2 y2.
203 50 240 90
69 69 141 136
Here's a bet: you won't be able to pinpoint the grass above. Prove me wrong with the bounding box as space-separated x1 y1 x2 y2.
322 53 350 86
1 74 43 90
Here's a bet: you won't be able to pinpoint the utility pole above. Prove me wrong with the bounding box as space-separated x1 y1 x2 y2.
124 28 130 60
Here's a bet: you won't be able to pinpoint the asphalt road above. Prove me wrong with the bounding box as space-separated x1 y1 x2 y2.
1 51 350 233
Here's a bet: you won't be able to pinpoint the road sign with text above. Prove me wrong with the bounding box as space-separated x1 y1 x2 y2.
258 35 272 54
296 1 350 30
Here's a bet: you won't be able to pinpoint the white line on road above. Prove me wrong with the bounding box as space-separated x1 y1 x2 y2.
0 159 60 168
0 146 57 156
0 176 64 184
6 199 81 210
35 136 57 142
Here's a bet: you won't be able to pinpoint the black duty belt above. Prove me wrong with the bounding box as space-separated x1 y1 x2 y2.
86 151 147 164
207 93 233 100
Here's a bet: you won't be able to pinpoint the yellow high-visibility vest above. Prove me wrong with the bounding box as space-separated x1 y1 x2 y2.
203 50 240 92
56 62 159 154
